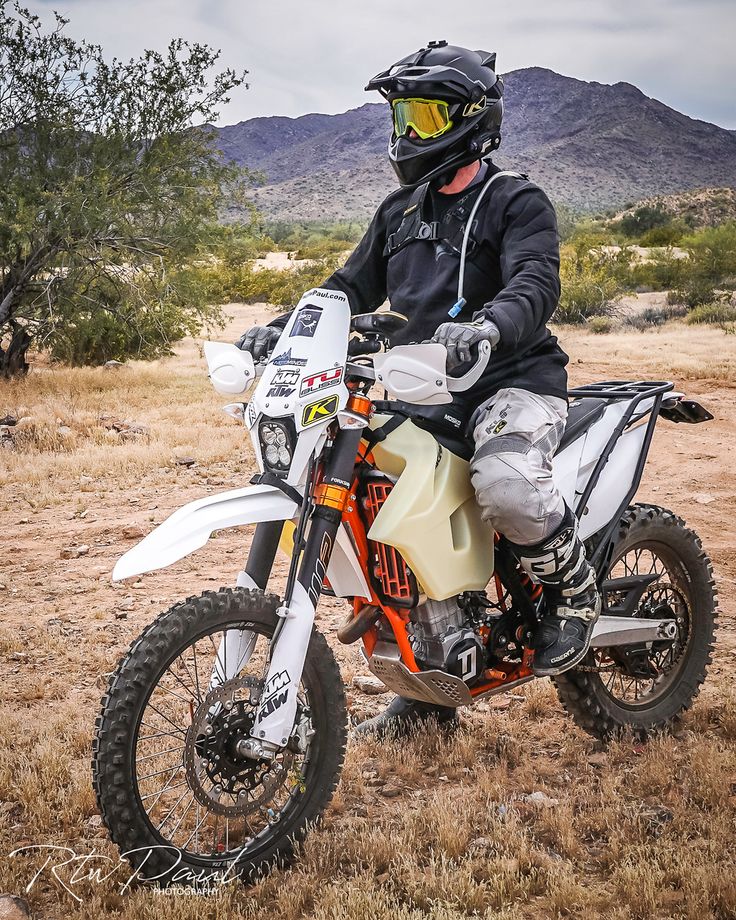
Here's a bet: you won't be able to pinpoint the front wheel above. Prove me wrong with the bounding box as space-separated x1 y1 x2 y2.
554 504 718 739
92 588 347 886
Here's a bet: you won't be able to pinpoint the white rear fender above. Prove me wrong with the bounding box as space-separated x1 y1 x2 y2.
112 484 371 600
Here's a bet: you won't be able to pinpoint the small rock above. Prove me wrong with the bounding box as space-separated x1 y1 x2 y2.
352 675 388 696
86 814 103 829
58 425 73 436
117 596 135 611
468 836 493 854
174 456 196 468
587 752 608 767
103 360 125 369
640 805 674 835
379 784 401 799
79 474 94 490
114 610 128 620
0 895 31 920
520 791 559 808
122 525 146 540
694 493 715 505
60 544 89 559
489 696 511 710
118 425 148 441
0 415 17 426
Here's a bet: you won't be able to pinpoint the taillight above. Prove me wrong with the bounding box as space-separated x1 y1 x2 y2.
362 478 418 608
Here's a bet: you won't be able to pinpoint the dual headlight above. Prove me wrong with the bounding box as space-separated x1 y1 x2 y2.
257 418 295 477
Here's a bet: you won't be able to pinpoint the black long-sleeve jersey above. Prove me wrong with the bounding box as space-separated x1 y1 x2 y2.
270 161 569 403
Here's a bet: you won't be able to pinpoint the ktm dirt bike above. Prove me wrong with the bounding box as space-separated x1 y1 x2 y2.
93 288 717 886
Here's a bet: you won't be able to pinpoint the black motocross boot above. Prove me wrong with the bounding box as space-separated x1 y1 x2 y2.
512 506 601 677
352 695 459 739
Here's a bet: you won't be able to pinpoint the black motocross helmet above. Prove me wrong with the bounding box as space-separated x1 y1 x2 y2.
366 40 504 188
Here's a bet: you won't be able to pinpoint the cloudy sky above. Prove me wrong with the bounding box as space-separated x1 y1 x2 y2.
28 0 736 129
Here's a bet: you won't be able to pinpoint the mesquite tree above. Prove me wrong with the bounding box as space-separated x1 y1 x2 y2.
0 2 249 375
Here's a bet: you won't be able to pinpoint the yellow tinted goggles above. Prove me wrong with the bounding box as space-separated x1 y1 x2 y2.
391 97 453 140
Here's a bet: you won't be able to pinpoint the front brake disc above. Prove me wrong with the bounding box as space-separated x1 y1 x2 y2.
183 676 294 818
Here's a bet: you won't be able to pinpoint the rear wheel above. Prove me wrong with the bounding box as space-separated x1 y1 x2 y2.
554 504 717 739
93 588 347 886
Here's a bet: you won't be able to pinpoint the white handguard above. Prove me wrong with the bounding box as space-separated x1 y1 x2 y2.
204 342 256 396
373 340 491 405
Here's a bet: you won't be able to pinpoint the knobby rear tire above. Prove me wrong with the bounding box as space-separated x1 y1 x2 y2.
92 587 347 886
554 504 717 740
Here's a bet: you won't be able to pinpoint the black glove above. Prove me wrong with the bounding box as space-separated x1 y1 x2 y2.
431 319 500 370
235 326 281 361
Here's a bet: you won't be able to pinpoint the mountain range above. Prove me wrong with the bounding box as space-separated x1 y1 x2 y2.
215 67 736 222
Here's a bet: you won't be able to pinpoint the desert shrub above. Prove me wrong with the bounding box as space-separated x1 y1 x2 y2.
681 222 736 285
667 278 719 309
623 304 687 330
182 256 339 309
557 239 622 324
588 316 612 334
617 204 672 238
626 249 688 291
685 302 736 326
639 221 688 246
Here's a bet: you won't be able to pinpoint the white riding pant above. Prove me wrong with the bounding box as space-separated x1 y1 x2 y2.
469 387 568 546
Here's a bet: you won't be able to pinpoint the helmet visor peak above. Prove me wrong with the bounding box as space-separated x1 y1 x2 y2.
391 97 453 140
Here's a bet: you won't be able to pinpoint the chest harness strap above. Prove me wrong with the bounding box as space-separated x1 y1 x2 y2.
384 167 525 262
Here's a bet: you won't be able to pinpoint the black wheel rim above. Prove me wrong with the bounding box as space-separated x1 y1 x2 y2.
594 540 692 709
131 621 316 864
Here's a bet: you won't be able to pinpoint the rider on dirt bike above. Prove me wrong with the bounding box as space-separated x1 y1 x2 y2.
238 41 601 735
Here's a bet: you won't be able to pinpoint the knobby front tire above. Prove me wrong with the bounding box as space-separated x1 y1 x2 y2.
92 588 347 886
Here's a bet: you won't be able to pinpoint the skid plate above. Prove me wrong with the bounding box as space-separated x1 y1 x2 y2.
367 642 472 707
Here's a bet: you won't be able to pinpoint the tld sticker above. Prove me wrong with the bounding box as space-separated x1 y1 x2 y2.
300 366 343 397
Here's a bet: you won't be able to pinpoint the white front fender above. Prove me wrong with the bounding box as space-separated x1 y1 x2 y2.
112 483 371 599
113 484 297 581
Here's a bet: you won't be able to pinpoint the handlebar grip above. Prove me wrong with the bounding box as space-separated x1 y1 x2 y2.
348 337 382 357
446 340 492 393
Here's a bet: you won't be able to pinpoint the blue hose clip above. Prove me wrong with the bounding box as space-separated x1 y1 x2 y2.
448 297 466 318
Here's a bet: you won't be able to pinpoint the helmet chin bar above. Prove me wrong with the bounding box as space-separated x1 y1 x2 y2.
393 129 500 190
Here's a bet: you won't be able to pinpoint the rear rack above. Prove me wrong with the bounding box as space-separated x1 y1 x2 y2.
569 380 673 401
568 381 674 569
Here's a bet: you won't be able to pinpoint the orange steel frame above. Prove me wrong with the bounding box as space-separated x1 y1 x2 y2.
341 453 534 696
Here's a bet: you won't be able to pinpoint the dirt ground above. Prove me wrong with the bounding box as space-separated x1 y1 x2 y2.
0 305 735 919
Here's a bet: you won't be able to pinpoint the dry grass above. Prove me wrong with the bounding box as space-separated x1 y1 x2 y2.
0 306 735 919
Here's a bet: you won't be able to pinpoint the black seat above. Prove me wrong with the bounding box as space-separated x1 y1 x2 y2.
557 398 607 453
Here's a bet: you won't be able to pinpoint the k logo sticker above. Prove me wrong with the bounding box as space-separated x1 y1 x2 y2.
302 394 339 427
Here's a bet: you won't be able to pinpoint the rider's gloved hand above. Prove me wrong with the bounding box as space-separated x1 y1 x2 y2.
235 326 281 362
431 318 500 369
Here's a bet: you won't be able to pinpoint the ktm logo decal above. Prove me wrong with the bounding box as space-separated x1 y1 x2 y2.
302 394 339 426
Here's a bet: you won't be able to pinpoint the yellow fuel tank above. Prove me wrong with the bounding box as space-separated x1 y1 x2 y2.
366 414 494 600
